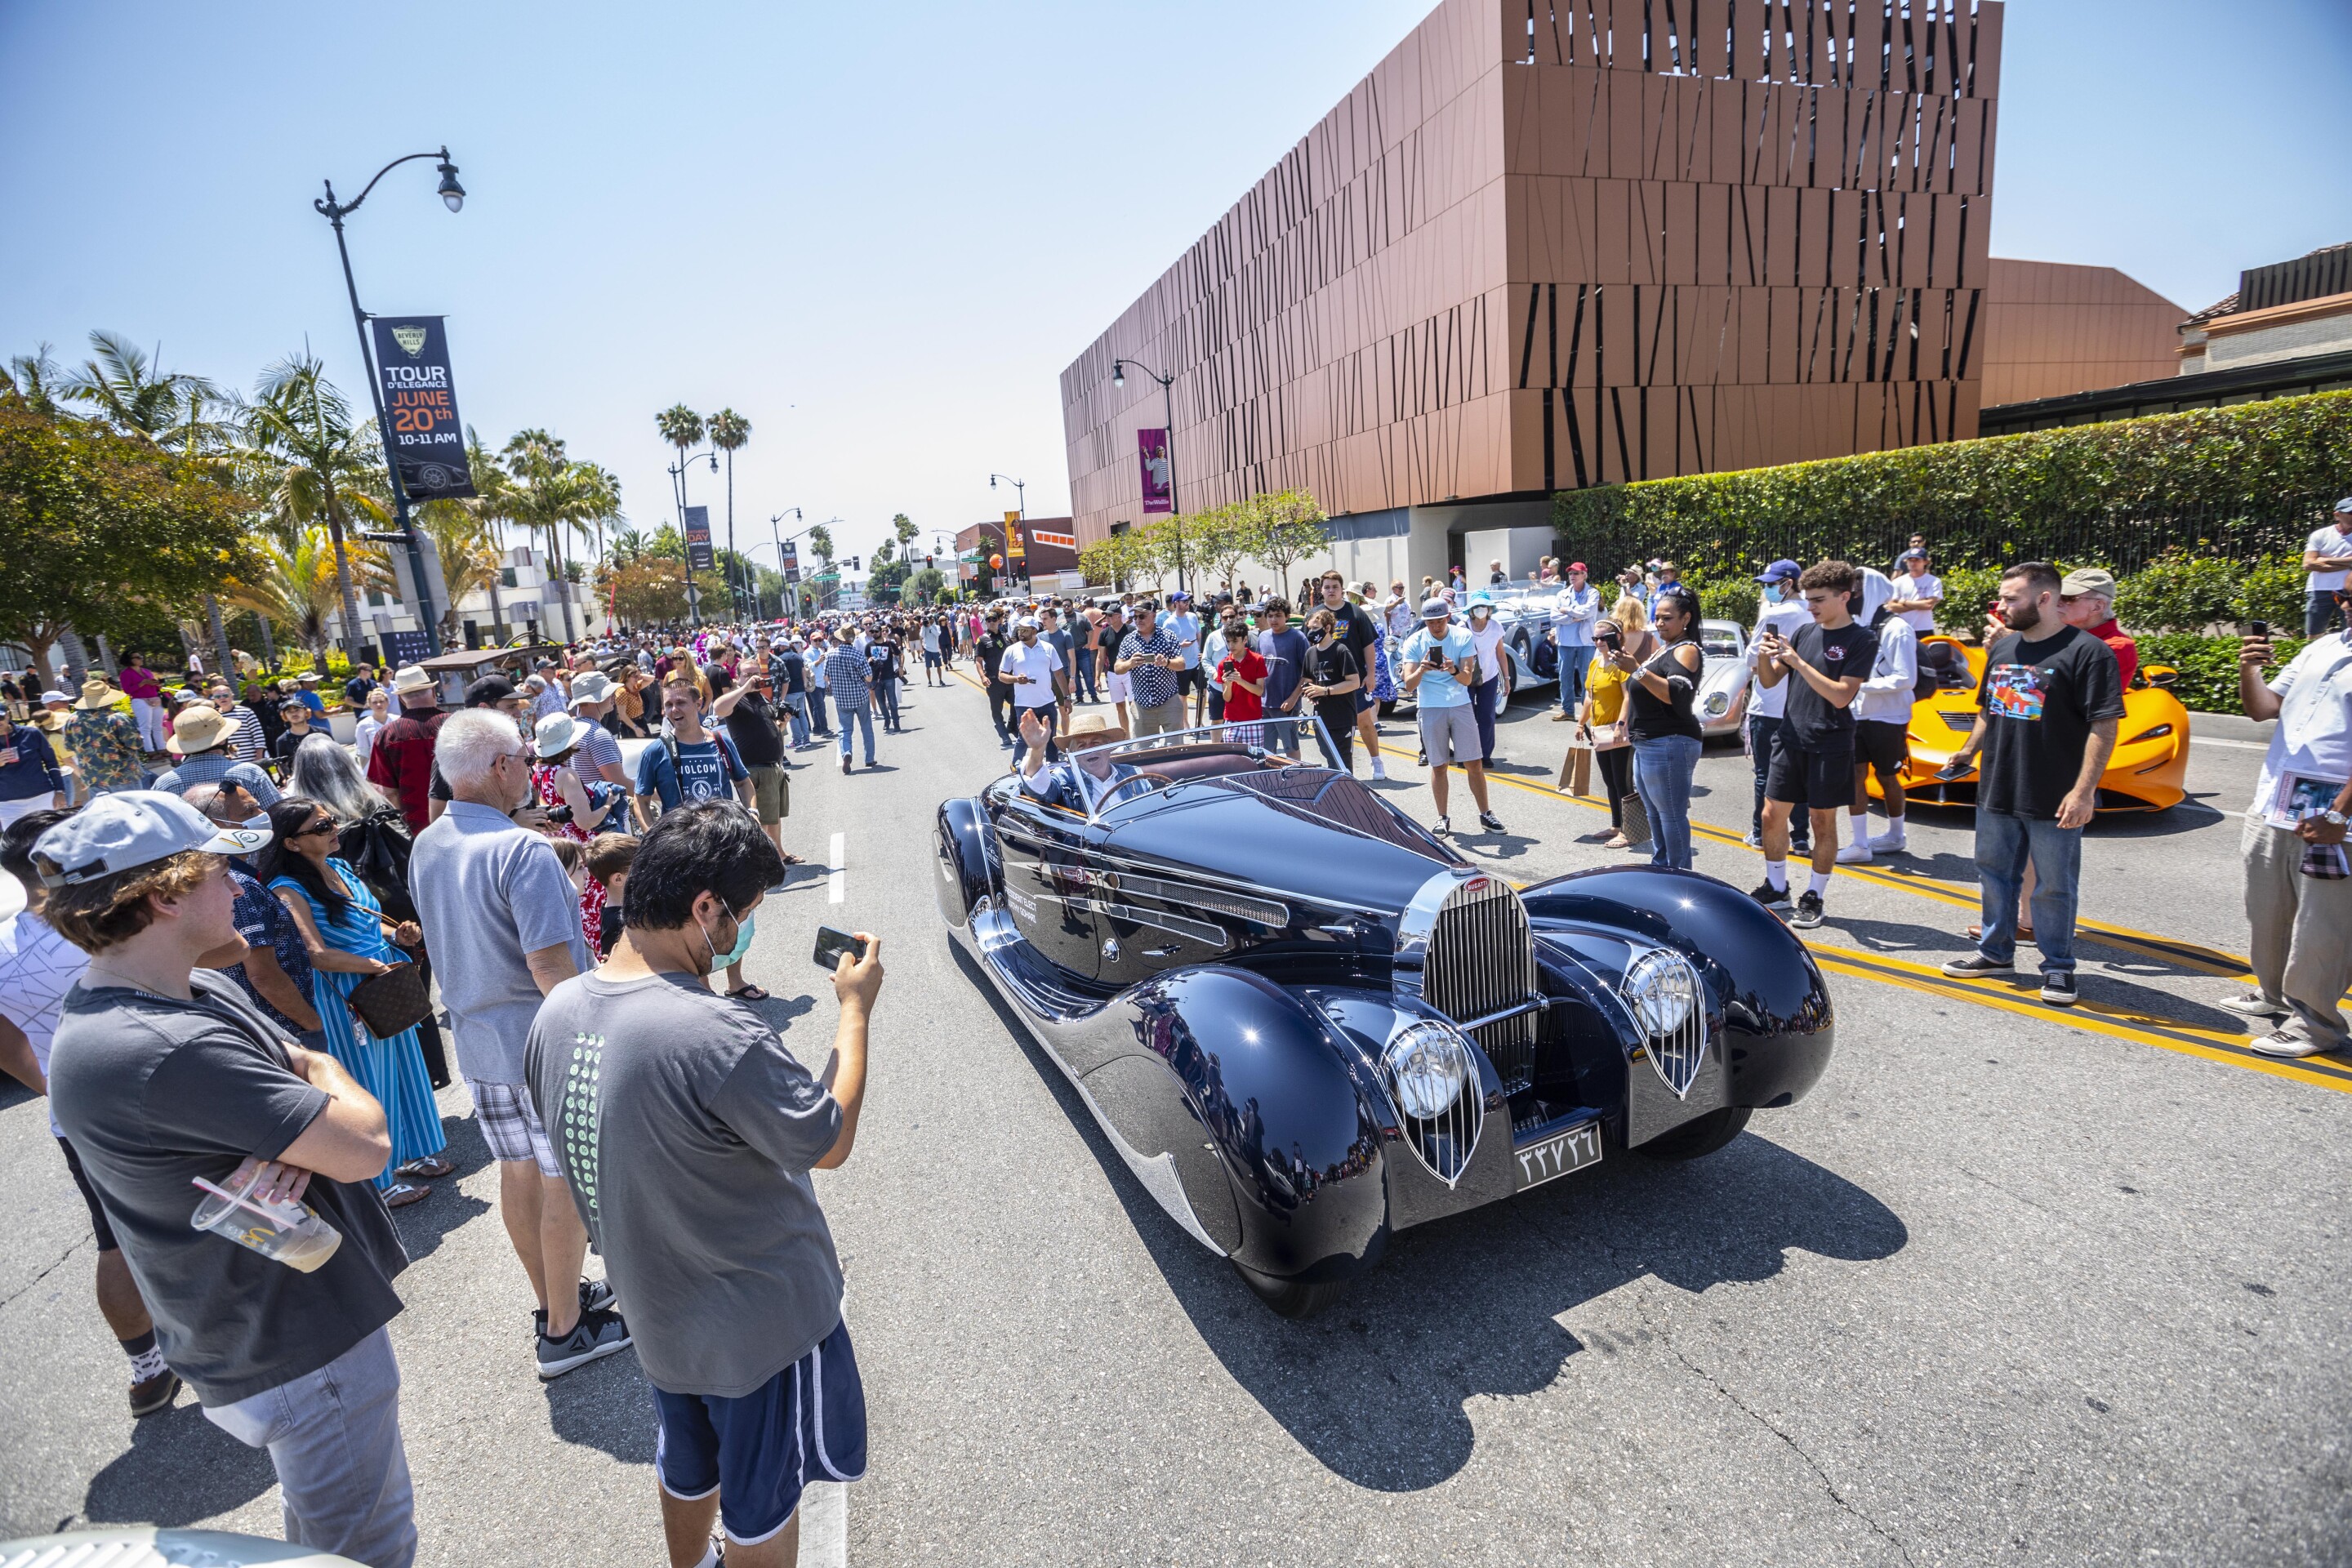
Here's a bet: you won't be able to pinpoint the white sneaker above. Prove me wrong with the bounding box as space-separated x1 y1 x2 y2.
1835 843 1873 864
2250 1028 2331 1058
1867 832 1908 853
1432 815 1452 835
1370 759 1388 780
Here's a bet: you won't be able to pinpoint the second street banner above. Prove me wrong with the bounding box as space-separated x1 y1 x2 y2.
684 506 715 569
370 316 477 501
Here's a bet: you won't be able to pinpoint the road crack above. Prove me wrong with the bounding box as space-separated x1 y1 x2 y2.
1634 1293 1915 1568
0 1236 92 1314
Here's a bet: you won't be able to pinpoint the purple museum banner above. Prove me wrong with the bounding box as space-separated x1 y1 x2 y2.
1137 428 1173 514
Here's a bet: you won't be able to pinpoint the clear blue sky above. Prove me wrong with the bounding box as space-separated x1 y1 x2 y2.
3 2 2345 567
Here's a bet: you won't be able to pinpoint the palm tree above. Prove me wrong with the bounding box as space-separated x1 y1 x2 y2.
608 527 651 566
501 430 620 642
62 331 221 440
2 345 67 415
242 355 386 648
807 524 835 567
893 513 919 558
707 408 751 617
220 528 393 670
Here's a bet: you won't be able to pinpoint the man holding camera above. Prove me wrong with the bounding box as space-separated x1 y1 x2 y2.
2223 582 2352 1056
528 802 884 1568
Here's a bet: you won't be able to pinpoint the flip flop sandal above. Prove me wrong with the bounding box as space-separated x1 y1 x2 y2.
397 1156 454 1179
728 984 772 1001
383 1181 431 1209
780 853 808 865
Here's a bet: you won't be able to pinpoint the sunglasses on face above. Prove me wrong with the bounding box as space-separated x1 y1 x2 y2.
295 817 337 838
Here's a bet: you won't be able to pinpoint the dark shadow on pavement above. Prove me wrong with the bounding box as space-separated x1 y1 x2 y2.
82 1402 278 1526
950 940 1908 1492
544 1350 655 1465
387 1113 495 1263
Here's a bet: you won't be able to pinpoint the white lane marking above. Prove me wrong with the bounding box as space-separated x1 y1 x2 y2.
828 832 846 904
798 1479 845 1566
2189 735 2270 752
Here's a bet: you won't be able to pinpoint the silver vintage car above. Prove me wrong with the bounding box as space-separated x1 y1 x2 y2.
1486 590 1753 737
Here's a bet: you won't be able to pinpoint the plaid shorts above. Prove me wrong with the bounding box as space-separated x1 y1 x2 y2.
471 1080 559 1177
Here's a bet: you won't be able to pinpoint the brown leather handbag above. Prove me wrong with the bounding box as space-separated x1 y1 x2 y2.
346 960 431 1040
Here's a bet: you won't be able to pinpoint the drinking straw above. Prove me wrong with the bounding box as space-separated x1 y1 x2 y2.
192 1175 292 1231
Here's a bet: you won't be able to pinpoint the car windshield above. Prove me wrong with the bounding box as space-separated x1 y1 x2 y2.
1071 715 1339 819
1699 621 1744 659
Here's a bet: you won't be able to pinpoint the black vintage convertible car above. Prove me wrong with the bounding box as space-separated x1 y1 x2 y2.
935 717 1836 1316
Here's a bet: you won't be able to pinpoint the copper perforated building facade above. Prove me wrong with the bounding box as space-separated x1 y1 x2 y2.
1063 0 2007 572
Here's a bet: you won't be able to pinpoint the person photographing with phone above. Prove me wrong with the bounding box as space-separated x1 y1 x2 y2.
1751 560 1875 928
1399 598 1503 837
528 800 884 1568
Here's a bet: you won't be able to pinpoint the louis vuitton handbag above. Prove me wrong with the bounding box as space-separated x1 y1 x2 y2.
346 959 431 1040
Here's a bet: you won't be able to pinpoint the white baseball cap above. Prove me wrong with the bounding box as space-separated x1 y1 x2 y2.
32 790 269 888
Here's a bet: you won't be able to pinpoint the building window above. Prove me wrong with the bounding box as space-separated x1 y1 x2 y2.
500 567 519 588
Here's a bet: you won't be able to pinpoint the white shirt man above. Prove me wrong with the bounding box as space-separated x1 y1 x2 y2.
2305 500 2352 636
999 621 1064 716
1888 550 1944 633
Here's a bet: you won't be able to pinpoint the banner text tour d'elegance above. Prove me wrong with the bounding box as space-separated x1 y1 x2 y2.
370 316 477 501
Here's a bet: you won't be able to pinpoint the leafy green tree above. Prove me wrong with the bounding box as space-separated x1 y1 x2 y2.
0 394 247 678
609 557 690 626
906 565 947 604
1239 488 1329 599
64 331 222 443
869 557 911 604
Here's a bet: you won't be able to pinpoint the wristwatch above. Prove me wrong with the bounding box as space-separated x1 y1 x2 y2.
2324 808 2349 827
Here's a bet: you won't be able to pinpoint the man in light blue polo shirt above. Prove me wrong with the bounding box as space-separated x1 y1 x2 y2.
1399 599 1501 837
1548 562 1599 721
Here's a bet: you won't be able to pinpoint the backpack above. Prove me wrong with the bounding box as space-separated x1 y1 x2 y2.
336 807 419 925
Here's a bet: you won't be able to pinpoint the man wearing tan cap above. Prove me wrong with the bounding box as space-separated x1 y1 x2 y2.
2056 567 2138 688
152 706 280 805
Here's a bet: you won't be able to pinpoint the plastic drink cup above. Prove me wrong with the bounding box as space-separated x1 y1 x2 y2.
190 1171 343 1273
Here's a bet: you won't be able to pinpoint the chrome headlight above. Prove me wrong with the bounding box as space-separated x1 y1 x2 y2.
1622 947 1699 1036
1381 1018 1472 1120
1700 689 1732 717
1379 1017 1484 1186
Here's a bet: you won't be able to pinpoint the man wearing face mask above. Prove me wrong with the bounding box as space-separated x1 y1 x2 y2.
409 709 625 1379
528 801 884 1568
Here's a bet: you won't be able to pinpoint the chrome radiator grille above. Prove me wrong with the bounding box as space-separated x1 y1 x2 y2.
1422 877 1539 1091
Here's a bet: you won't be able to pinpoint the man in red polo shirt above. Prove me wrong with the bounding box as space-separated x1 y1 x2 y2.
2057 568 2138 688
366 666 448 831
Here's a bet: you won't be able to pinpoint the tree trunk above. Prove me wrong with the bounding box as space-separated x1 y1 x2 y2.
323 484 361 657
94 632 120 679
205 595 235 678
548 528 578 643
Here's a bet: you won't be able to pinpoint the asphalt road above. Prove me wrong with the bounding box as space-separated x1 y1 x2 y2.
3 670 2348 1566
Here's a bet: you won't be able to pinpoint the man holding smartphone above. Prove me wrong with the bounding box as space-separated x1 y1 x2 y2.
1000 616 1067 760
1399 598 1502 837
1752 560 1874 929
528 801 884 1568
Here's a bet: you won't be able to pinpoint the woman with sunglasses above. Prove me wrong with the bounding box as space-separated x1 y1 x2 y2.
261 795 447 1207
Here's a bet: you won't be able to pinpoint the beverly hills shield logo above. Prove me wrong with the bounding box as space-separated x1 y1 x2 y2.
390 324 430 357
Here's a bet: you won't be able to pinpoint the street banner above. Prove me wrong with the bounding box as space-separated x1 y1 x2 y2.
684 506 715 570
1137 428 1173 514
780 539 800 583
1005 511 1026 563
369 316 477 501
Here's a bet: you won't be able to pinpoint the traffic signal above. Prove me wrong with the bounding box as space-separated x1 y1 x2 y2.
849 556 860 571
924 555 934 568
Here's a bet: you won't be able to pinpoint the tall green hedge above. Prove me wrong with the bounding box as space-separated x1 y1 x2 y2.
1552 390 2352 577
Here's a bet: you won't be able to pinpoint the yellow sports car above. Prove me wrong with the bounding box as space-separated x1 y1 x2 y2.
1873 635 2192 814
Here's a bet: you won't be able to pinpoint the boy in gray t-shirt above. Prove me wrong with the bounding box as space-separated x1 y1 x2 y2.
527 800 883 1565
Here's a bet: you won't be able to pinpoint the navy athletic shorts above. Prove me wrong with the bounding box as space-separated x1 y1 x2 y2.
653 1316 867 1547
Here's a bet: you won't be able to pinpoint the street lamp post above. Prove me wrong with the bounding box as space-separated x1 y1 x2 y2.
668 444 719 626
1111 358 1184 592
988 474 1028 586
768 508 803 618
314 145 467 658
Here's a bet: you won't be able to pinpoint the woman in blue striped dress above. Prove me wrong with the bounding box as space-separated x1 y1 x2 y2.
261 795 448 1208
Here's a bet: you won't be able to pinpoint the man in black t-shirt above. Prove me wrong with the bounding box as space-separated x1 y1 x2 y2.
1318 571 1388 779
711 670 797 858
1752 560 1874 929
1939 561 2123 1006
975 615 1014 746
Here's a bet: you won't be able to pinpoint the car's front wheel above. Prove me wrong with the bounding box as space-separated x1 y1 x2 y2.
1633 1106 1751 1160
1232 1261 1349 1320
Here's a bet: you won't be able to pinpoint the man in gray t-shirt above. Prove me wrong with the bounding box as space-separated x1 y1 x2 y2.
407 709 621 1379
528 800 883 1562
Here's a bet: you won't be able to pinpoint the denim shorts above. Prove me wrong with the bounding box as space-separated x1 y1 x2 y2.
654 1316 867 1546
